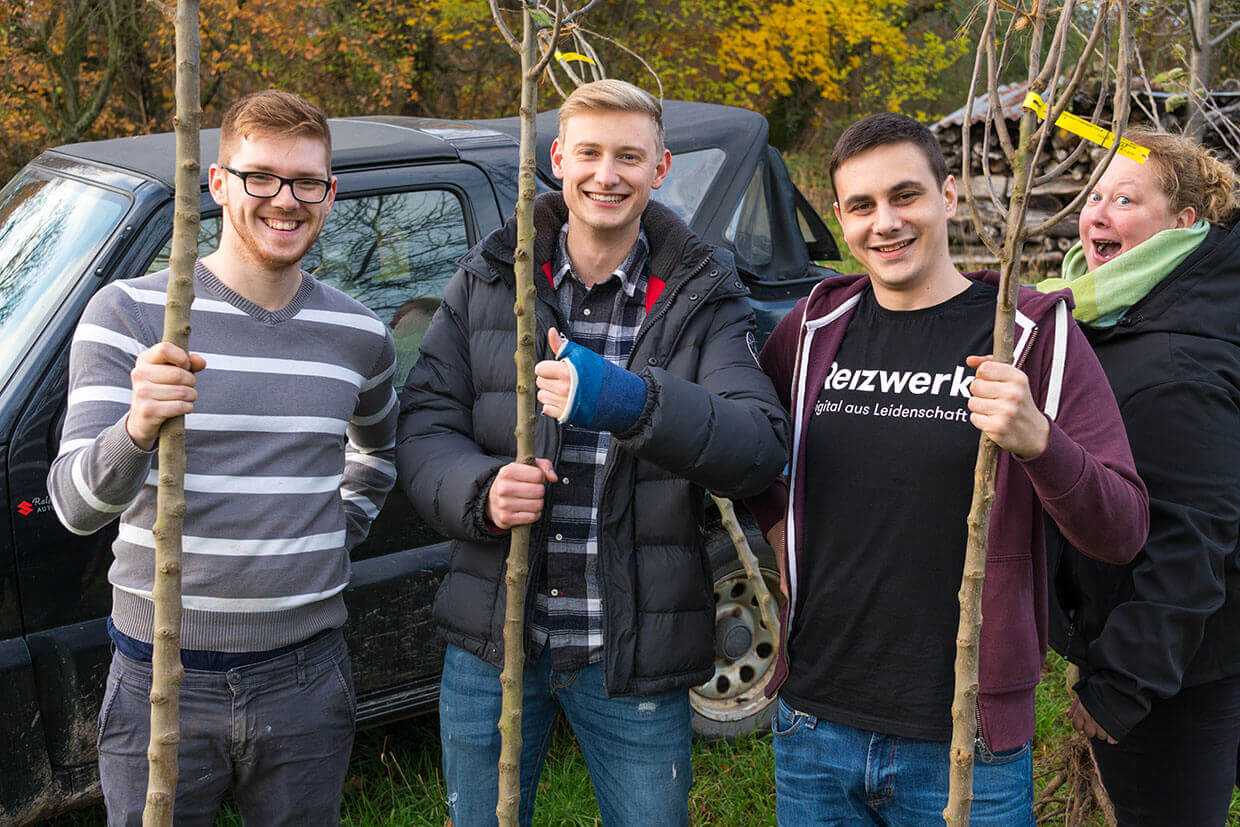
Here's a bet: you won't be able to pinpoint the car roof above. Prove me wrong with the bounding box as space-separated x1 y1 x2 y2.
470 100 768 186
48 117 515 190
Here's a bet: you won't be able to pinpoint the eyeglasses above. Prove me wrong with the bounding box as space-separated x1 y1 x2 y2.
222 166 331 204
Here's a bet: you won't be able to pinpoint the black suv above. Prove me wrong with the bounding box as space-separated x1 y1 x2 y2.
0 101 840 823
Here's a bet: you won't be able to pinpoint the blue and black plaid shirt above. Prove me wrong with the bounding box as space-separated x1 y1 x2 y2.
529 224 651 670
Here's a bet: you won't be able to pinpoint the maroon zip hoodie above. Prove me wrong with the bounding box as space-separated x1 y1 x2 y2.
746 271 1149 751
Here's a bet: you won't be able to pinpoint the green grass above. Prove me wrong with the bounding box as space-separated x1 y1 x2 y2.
45 659 1240 825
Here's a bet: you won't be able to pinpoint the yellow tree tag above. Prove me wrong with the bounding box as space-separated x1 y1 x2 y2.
1022 92 1149 163
554 50 596 65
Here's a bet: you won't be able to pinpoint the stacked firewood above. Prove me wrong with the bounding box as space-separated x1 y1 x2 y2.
936 120 1095 279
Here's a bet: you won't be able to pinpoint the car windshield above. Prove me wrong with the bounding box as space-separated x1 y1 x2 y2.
0 169 129 387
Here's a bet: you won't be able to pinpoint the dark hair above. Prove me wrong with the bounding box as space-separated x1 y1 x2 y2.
828 113 948 193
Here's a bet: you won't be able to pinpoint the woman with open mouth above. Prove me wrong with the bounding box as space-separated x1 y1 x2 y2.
1038 130 1240 825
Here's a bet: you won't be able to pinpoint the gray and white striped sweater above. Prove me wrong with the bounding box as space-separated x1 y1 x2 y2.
47 262 398 652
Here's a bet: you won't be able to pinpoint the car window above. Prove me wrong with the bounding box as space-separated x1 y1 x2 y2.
0 170 129 390
149 188 470 386
651 147 726 224
724 161 773 268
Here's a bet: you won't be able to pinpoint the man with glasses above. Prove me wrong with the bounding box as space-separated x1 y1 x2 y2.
48 90 397 825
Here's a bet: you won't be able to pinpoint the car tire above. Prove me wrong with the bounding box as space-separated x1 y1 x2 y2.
690 521 783 742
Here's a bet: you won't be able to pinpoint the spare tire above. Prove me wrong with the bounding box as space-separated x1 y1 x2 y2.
690 520 783 741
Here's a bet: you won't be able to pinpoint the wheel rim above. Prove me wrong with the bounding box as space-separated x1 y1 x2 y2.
689 566 780 723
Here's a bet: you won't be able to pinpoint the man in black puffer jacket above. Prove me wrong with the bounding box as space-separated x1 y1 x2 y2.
396 80 789 827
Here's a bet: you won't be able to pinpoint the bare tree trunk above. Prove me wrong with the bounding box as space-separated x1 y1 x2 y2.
142 1 199 824
495 8 539 823
1187 0 1212 139
947 0 1131 821
488 3 563 824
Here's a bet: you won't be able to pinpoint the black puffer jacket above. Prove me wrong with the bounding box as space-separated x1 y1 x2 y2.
1048 221 1240 741
396 194 790 696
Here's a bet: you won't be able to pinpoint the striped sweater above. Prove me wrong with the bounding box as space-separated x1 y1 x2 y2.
47 262 398 652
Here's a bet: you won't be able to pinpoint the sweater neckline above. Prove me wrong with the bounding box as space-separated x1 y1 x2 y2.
194 261 315 324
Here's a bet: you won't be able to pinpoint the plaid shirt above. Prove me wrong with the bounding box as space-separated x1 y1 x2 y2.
529 224 650 670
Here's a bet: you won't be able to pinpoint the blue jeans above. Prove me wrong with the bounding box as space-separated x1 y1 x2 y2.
439 643 693 827
772 698 1033 826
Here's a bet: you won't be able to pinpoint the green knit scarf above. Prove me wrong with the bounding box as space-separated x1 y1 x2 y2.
1036 220 1209 326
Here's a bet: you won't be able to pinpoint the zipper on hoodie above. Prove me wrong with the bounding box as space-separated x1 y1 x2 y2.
1014 323 1038 371
974 700 990 758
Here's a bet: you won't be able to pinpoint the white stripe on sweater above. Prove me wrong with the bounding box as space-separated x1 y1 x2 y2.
118 523 346 557
73 453 131 513
114 582 349 612
144 469 343 494
341 489 382 520
73 324 144 357
185 413 348 435
116 283 387 338
195 352 363 386
351 390 397 426
69 386 132 407
345 451 397 476
295 308 387 337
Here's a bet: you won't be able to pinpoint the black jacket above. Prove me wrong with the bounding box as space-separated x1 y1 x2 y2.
1048 221 1240 741
396 193 790 696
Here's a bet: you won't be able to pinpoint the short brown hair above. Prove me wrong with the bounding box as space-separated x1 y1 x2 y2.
558 79 664 153
829 113 948 193
218 90 332 169
1123 128 1239 225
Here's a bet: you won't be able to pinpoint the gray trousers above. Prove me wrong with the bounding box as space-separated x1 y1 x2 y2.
97 629 355 826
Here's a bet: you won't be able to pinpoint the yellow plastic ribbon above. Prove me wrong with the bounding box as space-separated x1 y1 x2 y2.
554 50 596 66
1022 92 1149 164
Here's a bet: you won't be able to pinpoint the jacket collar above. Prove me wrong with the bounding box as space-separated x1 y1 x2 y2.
802 269 1076 330
467 192 718 293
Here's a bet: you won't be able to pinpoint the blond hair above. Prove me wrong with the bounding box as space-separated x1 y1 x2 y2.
1125 128 1240 224
557 79 664 152
219 90 332 169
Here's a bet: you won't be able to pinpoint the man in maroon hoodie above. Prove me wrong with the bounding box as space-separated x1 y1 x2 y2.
745 113 1148 825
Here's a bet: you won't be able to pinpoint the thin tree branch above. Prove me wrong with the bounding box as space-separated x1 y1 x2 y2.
530 0 565 76
488 0 521 52
961 0 1004 259
1030 0 1131 237
146 0 174 20
579 28 663 99
1209 18 1240 46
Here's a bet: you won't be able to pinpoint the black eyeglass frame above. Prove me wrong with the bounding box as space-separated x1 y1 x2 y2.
222 166 332 204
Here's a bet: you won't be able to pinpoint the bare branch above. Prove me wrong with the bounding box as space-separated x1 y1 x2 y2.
961 0 1004 259
1184 0 1204 52
530 0 565 76
563 0 600 25
575 27 665 97
1052 1 1109 111
1129 45 1163 130
146 0 174 20
1030 0 1132 237
985 6 1016 163
1209 18 1240 46
488 0 521 52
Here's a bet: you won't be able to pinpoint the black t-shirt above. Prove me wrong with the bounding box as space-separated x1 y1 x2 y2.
782 281 997 741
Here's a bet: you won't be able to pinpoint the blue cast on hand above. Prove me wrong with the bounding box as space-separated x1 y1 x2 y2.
554 337 648 434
